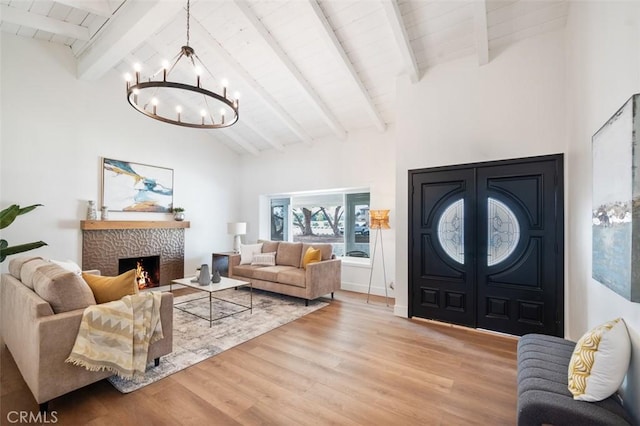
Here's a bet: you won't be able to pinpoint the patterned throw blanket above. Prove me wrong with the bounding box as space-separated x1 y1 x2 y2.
66 292 163 379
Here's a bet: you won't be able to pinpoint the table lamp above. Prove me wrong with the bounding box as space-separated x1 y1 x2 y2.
227 222 247 253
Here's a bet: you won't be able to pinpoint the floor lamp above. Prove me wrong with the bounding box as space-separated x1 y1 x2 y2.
367 209 390 306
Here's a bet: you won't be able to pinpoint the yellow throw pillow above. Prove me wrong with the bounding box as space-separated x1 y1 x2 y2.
82 269 139 304
302 247 322 269
567 318 631 402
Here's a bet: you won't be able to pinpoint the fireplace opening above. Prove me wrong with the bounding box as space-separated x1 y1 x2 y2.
118 255 160 289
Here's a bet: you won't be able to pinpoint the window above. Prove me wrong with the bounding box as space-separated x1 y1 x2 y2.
269 191 370 258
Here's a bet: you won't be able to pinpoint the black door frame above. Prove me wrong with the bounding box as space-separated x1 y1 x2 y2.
408 153 564 335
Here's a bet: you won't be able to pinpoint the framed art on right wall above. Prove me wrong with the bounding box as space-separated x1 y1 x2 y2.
592 93 640 302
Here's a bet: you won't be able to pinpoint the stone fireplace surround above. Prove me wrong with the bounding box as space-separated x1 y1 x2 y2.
81 220 190 286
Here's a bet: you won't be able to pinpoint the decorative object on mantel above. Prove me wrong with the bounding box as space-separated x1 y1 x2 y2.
87 200 97 220
171 207 185 221
592 93 640 302
102 158 173 213
367 209 390 307
100 206 109 220
0 204 47 263
198 264 211 286
228 222 247 253
124 0 239 129
211 268 221 283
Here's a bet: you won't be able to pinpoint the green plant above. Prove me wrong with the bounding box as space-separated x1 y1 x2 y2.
0 204 47 262
171 207 185 213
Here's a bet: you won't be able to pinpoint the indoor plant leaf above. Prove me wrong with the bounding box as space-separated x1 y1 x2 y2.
0 241 48 260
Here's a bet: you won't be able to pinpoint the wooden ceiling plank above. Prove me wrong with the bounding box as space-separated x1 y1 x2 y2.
305 0 385 132
190 18 314 146
1 3 89 40
380 0 419 83
54 0 111 17
76 0 184 80
474 0 489 65
233 0 348 140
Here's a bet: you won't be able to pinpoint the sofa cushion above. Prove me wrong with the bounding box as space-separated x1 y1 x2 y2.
252 266 283 282
32 264 97 313
276 242 303 267
240 243 263 265
251 252 276 266
300 243 333 265
261 241 280 254
82 269 138 304
21 258 51 290
233 264 263 279
8 256 42 280
568 318 631 402
302 247 322 269
277 268 306 288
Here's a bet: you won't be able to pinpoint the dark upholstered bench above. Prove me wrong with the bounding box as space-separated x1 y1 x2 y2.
517 334 633 426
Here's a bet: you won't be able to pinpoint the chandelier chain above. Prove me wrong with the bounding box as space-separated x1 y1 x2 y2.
186 0 190 47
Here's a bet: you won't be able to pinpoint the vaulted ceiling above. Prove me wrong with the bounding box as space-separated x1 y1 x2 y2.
1 0 569 155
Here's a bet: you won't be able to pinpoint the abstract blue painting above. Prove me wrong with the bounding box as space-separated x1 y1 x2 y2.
102 158 173 213
592 94 640 302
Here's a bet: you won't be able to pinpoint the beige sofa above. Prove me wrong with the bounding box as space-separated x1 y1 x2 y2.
229 241 341 305
1 258 173 412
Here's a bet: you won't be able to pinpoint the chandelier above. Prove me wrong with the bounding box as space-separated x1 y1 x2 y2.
124 0 239 129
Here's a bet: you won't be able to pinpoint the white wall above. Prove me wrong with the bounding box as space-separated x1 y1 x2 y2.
394 29 567 316
565 1 640 419
0 34 242 275
239 127 396 296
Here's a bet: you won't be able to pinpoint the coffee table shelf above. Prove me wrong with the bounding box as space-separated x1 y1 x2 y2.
170 276 252 327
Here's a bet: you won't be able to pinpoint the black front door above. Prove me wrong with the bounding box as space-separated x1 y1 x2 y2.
409 154 564 336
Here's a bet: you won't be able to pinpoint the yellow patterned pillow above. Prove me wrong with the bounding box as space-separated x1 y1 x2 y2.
568 318 631 402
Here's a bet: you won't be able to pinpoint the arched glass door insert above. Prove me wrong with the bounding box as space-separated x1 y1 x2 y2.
487 198 520 266
437 199 464 264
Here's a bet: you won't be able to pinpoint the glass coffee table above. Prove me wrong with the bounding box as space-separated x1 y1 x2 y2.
170 276 252 327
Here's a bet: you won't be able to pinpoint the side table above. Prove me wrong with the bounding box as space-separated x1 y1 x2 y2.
212 251 236 278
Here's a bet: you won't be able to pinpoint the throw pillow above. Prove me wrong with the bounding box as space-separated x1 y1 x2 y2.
302 247 322 269
32 264 96 313
240 243 263 265
20 258 50 290
48 259 82 275
251 252 276 266
82 269 139 304
568 318 631 402
8 256 42 280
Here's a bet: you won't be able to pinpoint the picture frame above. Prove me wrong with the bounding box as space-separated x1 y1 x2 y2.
592 94 640 302
101 157 174 213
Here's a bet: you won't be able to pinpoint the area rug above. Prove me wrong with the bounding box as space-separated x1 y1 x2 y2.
108 288 328 393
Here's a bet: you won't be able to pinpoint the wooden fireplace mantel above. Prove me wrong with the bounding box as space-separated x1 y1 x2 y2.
80 220 191 230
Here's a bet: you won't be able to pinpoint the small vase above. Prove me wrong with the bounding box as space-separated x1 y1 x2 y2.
198 264 210 286
174 212 185 221
100 206 109 220
211 269 221 283
87 200 97 220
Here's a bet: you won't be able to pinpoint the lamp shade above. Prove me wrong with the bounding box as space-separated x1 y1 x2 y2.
227 222 247 235
370 210 390 229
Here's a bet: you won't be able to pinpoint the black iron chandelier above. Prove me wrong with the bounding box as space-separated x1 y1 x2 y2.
125 0 239 129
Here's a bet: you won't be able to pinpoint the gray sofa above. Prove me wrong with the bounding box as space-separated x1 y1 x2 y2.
517 334 633 425
1 258 173 412
229 240 341 305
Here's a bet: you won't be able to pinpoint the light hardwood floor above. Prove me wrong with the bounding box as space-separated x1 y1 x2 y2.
1 290 519 425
